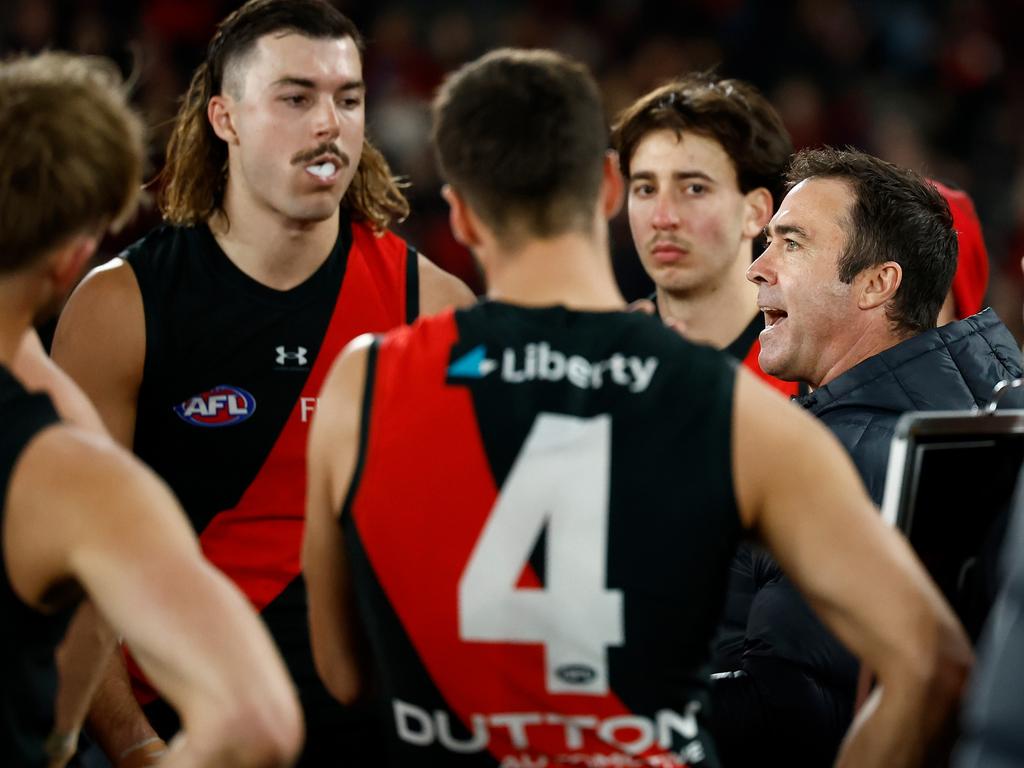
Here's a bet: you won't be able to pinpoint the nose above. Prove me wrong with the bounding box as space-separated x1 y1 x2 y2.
314 96 341 140
747 243 776 285
650 193 680 230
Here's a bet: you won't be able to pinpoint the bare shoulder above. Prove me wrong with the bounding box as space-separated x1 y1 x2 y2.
318 334 374 428
52 258 145 443
54 257 144 362
3 423 188 609
417 253 476 316
731 366 861 530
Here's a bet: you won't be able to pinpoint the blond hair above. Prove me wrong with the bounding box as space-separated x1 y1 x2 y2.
157 0 409 231
0 52 145 272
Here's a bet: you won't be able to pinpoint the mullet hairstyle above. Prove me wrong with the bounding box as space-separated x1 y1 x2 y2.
0 52 145 272
432 48 608 249
787 147 957 334
610 72 793 211
157 0 409 231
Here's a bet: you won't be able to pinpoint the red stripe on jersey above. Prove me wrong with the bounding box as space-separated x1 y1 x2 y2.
741 338 801 398
353 311 689 765
130 222 410 705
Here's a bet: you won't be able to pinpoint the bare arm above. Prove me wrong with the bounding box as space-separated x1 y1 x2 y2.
51 258 144 447
731 368 973 766
302 337 372 706
417 254 476 317
50 259 158 762
10 328 123 764
5 426 303 767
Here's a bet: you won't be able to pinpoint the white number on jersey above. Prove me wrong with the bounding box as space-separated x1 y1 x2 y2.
458 413 624 695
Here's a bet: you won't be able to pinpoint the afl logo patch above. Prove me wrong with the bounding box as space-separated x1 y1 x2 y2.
174 385 256 427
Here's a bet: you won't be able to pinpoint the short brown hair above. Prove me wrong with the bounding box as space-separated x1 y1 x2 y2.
158 0 408 231
787 147 956 334
611 73 792 209
432 48 607 247
0 52 144 273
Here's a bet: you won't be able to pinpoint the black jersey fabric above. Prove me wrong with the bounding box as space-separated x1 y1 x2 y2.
0 365 67 768
345 302 742 767
123 214 416 765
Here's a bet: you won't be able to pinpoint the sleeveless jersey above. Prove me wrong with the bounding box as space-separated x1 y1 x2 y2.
124 214 417 752
346 302 742 767
0 366 67 768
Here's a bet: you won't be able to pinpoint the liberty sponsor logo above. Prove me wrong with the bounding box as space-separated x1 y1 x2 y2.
447 343 659 393
275 345 309 369
174 385 256 427
392 699 705 765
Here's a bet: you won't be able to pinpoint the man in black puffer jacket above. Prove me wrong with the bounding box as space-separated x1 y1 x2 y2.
709 147 1022 767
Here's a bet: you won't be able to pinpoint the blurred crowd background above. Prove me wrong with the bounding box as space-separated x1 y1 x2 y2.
4 0 1024 340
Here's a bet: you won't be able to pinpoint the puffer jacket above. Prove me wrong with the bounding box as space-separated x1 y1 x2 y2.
798 308 1024 502
710 308 1023 767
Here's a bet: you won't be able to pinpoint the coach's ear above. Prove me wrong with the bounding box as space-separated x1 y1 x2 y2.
441 184 482 250
602 151 624 220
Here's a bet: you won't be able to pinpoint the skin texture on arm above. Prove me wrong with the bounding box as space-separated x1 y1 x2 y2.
731 366 973 767
51 259 144 448
4 424 303 768
303 337 372 706
50 260 157 763
417 253 476 317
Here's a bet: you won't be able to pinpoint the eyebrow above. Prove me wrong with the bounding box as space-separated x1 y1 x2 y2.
271 76 365 91
629 169 715 183
764 222 809 240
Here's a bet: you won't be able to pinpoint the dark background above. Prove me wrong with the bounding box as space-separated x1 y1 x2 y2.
4 0 1023 339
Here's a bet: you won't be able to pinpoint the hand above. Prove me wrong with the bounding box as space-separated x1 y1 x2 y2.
116 738 167 768
45 729 79 768
628 298 688 338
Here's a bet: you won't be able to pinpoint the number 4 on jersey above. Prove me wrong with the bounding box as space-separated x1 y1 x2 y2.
458 413 624 695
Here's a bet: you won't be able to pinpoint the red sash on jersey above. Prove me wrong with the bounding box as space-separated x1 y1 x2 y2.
353 311 692 766
129 222 410 704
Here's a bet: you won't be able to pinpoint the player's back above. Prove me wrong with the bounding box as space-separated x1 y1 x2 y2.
346 301 742 767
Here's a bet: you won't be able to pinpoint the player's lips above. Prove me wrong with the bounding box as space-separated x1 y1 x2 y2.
649 241 689 264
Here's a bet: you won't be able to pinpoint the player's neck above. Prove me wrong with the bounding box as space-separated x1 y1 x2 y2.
656 255 759 350
485 232 625 312
209 185 340 291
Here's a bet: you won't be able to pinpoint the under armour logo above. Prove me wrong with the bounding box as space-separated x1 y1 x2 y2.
276 346 308 367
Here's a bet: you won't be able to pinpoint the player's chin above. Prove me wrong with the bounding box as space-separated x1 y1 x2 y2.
287 196 344 223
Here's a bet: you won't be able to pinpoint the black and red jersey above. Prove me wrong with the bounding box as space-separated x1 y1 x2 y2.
123 214 417 757
346 302 742 767
0 366 67 768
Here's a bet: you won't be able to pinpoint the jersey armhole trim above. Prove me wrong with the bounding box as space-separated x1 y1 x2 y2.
339 337 379 522
405 246 420 324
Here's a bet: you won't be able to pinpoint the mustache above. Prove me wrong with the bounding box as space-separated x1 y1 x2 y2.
291 142 349 167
